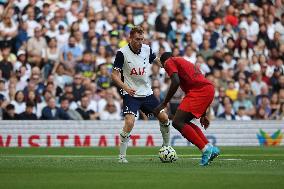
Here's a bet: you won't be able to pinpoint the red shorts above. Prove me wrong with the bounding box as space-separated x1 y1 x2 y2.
178 85 215 118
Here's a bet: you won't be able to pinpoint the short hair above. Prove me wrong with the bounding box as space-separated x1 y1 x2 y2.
160 52 173 64
6 104 15 111
26 101 35 108
130 26 144 36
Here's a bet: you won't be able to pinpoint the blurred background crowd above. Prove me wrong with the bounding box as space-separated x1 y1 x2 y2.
0 0 283 120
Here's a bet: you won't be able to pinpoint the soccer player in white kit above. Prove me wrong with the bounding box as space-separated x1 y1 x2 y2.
111 26 171 163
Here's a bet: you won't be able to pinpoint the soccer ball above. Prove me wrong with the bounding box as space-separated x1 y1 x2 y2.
158 146 178 163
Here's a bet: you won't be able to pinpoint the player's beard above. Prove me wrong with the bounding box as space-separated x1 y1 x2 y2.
135 43 142 52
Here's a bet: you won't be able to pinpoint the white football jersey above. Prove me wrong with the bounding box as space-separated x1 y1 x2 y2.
113 44 156 97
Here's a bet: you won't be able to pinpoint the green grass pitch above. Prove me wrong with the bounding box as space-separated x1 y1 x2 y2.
0 147 284 189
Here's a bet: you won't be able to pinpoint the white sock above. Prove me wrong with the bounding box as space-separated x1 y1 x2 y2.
119 131 130 156
201 146 208 153
201 144 212 153
159 120 170 146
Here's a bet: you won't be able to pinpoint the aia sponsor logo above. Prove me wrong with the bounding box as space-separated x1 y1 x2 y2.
130 67 146 75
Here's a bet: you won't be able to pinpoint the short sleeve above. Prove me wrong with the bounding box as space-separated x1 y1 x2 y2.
113 51 124 71
149 48 156 64
165 59 178 77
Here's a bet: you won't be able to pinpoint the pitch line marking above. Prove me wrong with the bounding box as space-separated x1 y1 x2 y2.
0 154 283 161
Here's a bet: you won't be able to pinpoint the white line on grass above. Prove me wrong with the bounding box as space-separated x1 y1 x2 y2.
0 154 281 162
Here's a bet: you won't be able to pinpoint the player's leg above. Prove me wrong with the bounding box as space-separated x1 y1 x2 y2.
186 119 220 162
173 110 213 166
141 95 170 146
172 110 207 151
156 111 170 146
185 117 209 145
119 95 140 163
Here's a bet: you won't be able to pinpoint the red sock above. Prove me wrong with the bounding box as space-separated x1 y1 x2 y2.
181 124 206 150
188 123 209 144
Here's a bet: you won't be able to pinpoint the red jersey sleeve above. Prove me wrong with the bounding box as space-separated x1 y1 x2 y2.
165 59 178 77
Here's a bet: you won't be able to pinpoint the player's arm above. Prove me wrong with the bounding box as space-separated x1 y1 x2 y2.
154 73 180 114
163 73 180 105
111 70 136 96
111 51 136 96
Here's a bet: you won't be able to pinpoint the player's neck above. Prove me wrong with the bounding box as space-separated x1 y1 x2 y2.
128 44 141 55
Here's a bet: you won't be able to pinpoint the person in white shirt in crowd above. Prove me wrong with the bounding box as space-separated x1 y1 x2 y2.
183 45 197 63
11 90 26 114
235 106 251 120
100 98 122 120
251 71 268 96
190 18 204 47
97 88 121 115
14 50 31 81
274 13 284 41
23 6 41 37
151 32 171 55
222 52 236 70
240 13 259 42
56 25 70 50
45 19 59 39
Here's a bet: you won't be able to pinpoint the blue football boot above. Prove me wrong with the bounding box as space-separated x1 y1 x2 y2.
200 146 213 166
210 146 220 162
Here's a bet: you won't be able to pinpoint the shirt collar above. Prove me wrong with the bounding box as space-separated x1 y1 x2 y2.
128 44 141 55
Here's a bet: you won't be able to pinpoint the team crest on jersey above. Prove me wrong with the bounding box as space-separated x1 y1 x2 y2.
130 67 146 75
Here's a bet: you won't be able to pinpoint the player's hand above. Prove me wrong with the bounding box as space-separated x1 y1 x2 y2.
153 102 167 116
125 87 136 96
200 116 210 130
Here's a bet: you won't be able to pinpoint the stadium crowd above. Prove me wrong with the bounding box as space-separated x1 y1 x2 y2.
0 0 283 120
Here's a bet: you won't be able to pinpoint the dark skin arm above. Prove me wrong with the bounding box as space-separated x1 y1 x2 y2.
153 73 180 115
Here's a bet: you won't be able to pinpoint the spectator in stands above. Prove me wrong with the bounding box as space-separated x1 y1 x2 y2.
96 64 111 90
251 71 268 96
18 101 37 120
233 89 255 117
0 44 13 81
3 104 19 120
75 50 95 78
42 37 60 79
11 90 26 114
76 94 99 120
60 97 83 120
27 27 47 67
218 102 236 120
235 106 251 120
60 35 83 63
222 53 236 70
269 93 281 119
217 96 234 117
100 98 121 120
225 80 238 101
72 73 85 102
41 97 70 120
277 103 284 120
54 63 73 90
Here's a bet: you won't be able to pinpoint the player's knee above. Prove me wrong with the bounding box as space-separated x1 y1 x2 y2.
157 112 168 123
124 114 135 130
172 120 183 132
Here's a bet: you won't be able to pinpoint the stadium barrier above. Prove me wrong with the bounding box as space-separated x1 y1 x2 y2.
0 120 283 147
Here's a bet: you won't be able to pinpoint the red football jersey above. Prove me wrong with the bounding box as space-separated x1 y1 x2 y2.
164 57 213 93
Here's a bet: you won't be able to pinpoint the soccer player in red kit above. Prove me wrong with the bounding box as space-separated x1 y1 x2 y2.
154 52 220 166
